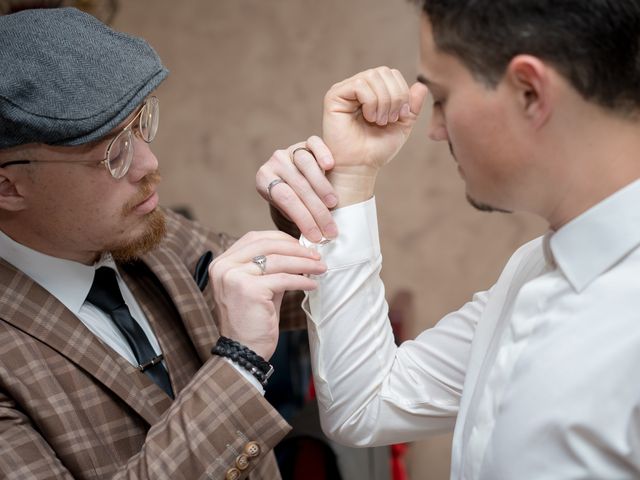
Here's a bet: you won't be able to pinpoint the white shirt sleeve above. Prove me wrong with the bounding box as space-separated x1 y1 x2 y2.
302 197 486 447
223 357 265 394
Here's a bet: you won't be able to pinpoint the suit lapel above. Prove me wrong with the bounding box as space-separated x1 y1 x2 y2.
139 248 219 363
0 259 168 425
120 259 202 395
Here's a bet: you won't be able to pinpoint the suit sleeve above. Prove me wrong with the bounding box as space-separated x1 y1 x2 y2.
0 359 286 480
0 392 76 479
116 358 288 479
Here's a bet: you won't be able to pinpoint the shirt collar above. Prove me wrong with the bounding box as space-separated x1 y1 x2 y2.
0 231 117 315
549 178 640 292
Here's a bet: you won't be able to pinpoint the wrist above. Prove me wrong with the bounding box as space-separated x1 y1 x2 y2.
211 336 274 387
328 166 378 208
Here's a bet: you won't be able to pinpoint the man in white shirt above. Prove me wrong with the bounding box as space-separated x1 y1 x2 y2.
258 0 640 477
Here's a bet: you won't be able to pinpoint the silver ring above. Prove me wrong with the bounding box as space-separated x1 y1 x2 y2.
252 255 267 275
291 146 313 162
267 178 285 202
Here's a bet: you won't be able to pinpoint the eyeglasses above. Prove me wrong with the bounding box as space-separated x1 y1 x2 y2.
0 96 159 179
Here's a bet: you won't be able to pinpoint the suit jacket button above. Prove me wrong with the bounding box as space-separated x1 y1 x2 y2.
243 441 261 458
236 454 250 470
225 467 240 480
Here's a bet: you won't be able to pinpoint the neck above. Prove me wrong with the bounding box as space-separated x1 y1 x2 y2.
0 218 98 265
535 105 640 230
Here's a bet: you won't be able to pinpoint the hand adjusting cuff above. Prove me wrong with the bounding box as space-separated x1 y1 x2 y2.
211 336 274 387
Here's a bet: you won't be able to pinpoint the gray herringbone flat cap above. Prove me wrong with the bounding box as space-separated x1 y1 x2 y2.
0 7 168 149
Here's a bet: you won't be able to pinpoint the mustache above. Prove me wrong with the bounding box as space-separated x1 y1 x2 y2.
122 171 162 214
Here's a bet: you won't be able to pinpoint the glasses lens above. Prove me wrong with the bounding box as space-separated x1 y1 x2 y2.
107 131 134 178
139 96 159 143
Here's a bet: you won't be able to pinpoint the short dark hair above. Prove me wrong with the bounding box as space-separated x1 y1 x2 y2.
415 0 640 115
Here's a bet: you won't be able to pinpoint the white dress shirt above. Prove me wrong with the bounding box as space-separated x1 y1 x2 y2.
0 234 163 367
304 178 640 479
0 233 263 393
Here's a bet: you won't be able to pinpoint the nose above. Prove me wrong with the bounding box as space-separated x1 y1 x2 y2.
128 136 159 181
427 107 448 142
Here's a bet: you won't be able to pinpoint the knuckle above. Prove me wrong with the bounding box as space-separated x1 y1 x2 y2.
378 93 391 106
208 260 222 279
274 149 288 163
354 78 367 89
243 230 259 242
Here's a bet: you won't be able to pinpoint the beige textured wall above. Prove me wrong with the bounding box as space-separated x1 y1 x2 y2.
114 1 546 478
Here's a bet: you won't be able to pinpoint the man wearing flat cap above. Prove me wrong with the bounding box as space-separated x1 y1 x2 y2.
0 7 327 479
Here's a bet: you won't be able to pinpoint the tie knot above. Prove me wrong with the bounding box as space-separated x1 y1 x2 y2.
86 266 126 313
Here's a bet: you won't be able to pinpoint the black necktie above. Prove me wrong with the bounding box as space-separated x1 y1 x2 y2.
87 267 174 398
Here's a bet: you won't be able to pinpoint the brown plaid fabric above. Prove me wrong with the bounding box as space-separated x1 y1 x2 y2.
0 209 303 479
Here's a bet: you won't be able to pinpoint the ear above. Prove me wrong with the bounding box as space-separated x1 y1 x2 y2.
0 170 27 212
504 55 552 130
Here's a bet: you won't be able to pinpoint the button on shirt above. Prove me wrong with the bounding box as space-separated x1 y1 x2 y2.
303 179 640 479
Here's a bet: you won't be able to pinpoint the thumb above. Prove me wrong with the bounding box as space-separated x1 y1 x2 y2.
409 82 429 116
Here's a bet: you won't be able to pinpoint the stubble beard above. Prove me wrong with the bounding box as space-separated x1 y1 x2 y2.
108 171 167 263
465 194 512 214
450 143 513 215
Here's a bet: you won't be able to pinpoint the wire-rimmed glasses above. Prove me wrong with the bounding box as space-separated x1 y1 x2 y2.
0 96 159 179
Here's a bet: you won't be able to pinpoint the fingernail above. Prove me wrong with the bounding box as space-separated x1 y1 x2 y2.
390 111 399 122
401 103 411 117
324 222 338 239
379 113 388 125
324 194 338 207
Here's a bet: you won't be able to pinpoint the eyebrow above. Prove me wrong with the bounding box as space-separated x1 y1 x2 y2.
417 74 438 89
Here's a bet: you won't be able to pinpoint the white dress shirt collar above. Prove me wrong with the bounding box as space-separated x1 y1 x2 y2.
550 178 640 292
0 230 116 314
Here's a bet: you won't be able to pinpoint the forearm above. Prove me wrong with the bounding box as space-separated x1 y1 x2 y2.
304 199 474 446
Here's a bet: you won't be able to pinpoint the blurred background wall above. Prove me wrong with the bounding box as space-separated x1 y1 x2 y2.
109 0 545 477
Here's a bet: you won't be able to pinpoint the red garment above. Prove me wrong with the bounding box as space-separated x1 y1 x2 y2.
391 443 409 480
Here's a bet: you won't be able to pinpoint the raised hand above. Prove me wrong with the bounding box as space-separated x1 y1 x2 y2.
323 66 428 206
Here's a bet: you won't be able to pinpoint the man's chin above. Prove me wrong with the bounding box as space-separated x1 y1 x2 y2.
109 209 167 263
466 194 512 214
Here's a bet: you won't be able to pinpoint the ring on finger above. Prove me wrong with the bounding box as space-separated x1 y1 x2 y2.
267 178 286 202
251 255 267 275
290 146 313 163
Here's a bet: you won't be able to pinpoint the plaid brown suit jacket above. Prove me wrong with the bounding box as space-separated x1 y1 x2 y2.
0 209 306 479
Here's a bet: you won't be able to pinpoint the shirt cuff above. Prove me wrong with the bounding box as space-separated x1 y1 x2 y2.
300 197 380 269
223 357 265 395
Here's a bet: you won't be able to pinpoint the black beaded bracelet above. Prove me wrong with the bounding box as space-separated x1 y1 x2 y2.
211 336 274 387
